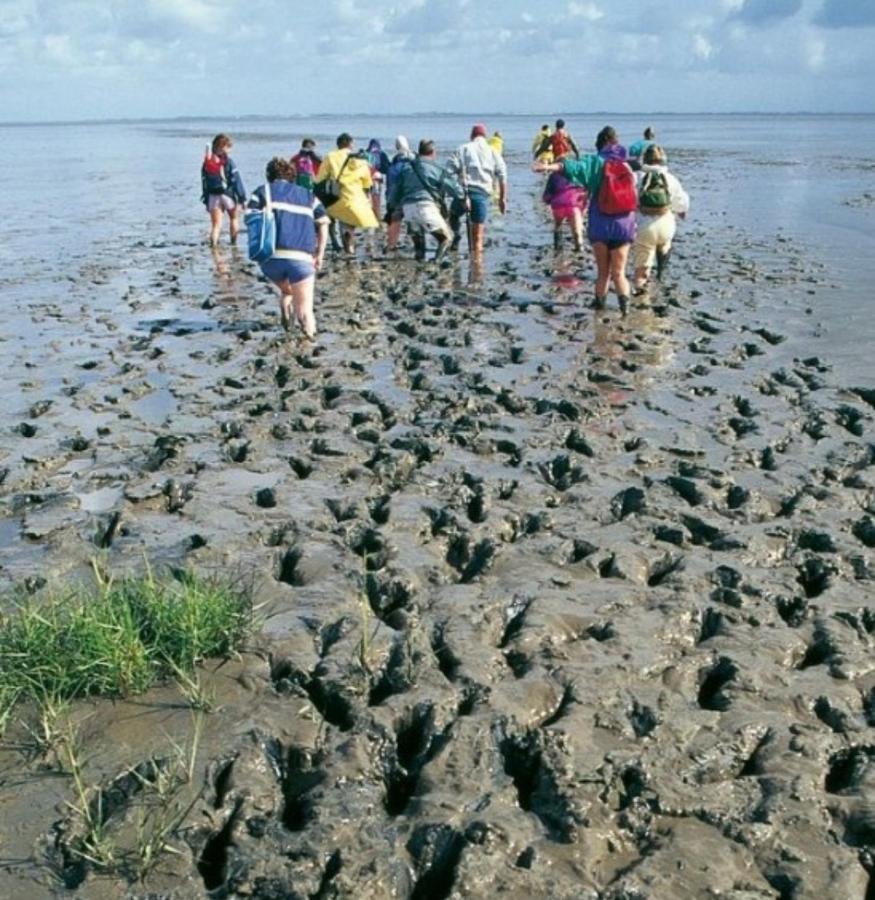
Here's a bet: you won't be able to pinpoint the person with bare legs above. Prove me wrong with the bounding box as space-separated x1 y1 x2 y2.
248 157 328 338
535 126 637 313
447 123 507 257
201 134 246 247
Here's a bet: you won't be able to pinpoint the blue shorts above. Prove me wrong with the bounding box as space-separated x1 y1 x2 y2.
261 257 315 286
468 188 490 225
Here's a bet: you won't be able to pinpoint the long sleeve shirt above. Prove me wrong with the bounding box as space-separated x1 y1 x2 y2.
446 137 507 194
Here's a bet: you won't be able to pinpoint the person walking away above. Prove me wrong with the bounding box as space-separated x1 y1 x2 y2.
315 133 379 256
384 136 415 252
542 170 587 251
535 126 636 314
628 127 656 167
447 123 508 257
291 139 322 190
365 139 391 221
488 131 504 156
201 134 246 247
388 139 464 263
247 157 328 338
532 124 553 163
537 118 580 162
631 144 688 295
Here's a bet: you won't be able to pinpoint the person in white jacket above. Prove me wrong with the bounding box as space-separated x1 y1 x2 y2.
631 144 689 294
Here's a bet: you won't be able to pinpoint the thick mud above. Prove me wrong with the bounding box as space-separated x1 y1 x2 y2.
1 183 874 898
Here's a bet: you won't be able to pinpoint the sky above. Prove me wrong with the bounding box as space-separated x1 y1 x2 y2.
1 0 874 121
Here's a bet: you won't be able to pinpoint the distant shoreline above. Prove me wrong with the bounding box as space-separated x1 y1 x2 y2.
2 110 874 128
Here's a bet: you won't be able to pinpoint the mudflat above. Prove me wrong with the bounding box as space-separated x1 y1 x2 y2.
1 140 874 898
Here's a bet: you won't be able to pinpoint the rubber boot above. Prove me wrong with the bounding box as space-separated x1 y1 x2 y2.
412 232 426 262
328 220 341 252
553 229 562 251
656 248 670 281
618 295 629 316
592 294 607 310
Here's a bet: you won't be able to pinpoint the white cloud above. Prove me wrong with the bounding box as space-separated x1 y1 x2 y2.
567 1 603 21
693 33 713 60
146 0 227 33
42 33 77 65
806 37 825 70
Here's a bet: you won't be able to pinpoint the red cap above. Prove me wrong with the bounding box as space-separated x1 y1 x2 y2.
471 123 487 138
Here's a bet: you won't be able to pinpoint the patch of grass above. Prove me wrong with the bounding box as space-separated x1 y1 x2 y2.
0 568 252 726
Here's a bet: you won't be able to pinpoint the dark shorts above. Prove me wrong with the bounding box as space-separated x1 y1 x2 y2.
467 187 490 225
383 206 403 225
261 257 315 286
592 239 631 251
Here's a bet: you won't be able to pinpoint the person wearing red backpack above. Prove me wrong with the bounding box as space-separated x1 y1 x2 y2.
536 118 580 162
534 126 636 313
201 134 247 248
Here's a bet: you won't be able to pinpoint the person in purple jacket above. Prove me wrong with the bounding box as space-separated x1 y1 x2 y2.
535 126 636 313
247 157 329 339
542 170 587 251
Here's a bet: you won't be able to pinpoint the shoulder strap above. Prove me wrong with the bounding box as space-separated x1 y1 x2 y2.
410 159 444 206
336 152 352 179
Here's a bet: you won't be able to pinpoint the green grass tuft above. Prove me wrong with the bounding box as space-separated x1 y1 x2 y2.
0 570 252 720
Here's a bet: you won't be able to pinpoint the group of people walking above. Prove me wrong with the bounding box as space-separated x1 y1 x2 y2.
199 120 688 337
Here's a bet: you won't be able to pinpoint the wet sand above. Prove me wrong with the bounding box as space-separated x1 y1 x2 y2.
0 194 874 899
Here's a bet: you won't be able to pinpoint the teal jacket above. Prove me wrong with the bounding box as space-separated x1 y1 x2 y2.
561 154 605 196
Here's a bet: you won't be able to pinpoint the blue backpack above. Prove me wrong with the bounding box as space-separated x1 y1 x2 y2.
245 181 276 263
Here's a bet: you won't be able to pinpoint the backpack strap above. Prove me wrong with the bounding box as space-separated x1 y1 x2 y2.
409 159 445 207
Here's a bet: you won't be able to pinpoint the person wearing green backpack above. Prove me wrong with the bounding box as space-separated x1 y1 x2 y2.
631 144 689 296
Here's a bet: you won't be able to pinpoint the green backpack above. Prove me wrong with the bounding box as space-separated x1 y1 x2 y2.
638 170 671 213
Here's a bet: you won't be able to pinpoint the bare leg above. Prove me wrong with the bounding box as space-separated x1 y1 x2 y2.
471 223 485 256
342 227 354 256
571 209 583 251
229 205 240 244
291 276 317 338
277 282 293 332
387 218 402 250
592 241 610 302
609 244 631 298
209 208 223 247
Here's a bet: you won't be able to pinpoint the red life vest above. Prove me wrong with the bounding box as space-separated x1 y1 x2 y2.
550 131 572 159
202 153 227 194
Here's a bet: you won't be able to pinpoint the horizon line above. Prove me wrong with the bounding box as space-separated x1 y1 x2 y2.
2 110 874 127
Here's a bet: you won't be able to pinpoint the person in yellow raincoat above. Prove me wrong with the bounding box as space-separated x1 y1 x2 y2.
532 123 554 164
315 133 378 254
487 130 504 156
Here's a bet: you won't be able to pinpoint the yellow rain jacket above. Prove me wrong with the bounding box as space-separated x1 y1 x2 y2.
315 149 378 229
487 133 504 156
532 128 554 163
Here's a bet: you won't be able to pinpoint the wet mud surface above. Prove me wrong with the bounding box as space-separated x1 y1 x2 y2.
1 180 874 898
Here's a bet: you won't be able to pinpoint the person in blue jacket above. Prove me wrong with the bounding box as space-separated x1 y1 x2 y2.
201 133 247 247
247 157 329 339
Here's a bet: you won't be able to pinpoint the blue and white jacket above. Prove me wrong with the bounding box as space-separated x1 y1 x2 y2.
248 181 328 260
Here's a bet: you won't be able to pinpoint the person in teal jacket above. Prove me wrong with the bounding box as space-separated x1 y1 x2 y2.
535 126 636 312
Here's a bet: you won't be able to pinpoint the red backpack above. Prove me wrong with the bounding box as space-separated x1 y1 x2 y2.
550 131 572 159
597 159 637 215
